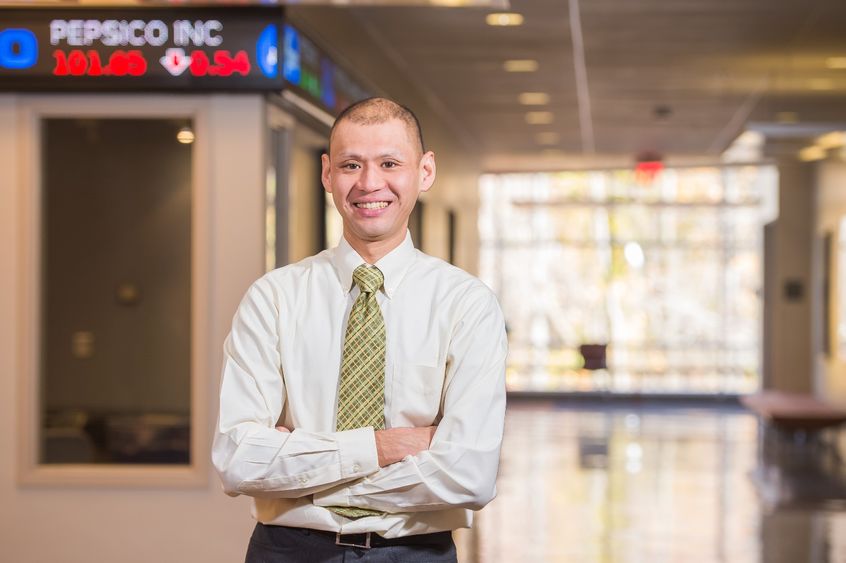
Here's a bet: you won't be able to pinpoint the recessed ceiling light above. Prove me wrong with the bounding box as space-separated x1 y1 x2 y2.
776 111 799 124
736 131 764 146
817 131 846 149
176 127 195 144
810 79 835 91
536 132 560 145
519 92 550 105
799 145 826 162
826 57 846 70
486 12 524 26
525 111 554 125
504 59 538 72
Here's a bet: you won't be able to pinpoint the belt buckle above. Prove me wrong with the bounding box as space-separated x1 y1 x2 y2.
335 531 372 549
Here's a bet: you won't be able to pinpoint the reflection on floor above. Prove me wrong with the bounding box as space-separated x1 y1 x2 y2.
461 400 846 563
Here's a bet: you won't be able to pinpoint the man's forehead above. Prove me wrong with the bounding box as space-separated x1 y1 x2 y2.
329 118 422 155
333 117 408 137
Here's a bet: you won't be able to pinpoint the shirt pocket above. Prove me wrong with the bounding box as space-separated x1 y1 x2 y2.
389 361 444 427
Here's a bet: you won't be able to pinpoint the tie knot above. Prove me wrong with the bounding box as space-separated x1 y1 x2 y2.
353 265 383 294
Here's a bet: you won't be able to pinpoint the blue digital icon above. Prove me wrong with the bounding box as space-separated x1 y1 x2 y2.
321 58 335 109
256 24 279 79
0 28 38 70
282 24 300 84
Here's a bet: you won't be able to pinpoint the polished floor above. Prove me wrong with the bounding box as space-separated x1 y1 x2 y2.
460 400 846 563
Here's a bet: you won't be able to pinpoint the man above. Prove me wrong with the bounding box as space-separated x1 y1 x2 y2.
212 97 507 562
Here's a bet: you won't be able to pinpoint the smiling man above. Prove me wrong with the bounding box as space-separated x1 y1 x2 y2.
212 97 507 563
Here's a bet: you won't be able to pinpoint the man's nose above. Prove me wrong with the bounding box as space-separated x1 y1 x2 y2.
357 164 383 191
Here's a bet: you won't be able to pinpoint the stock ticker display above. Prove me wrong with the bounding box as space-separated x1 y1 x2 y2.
0 9 283 91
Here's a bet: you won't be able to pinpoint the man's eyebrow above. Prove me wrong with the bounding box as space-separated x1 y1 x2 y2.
335 150 406 160
335 151 363 160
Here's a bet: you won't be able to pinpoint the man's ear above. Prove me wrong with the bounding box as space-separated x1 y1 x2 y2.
321 153 332 193
419 151 436 193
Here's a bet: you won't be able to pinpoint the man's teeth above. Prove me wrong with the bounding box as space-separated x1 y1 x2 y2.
356 202 388 209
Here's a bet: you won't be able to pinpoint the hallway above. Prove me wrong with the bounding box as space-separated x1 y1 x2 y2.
469 401 846 563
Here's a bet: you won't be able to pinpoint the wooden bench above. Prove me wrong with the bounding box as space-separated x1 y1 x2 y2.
742 391 846 509
741 391 846 433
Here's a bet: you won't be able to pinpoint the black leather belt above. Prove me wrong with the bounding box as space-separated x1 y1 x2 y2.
294 527 452 550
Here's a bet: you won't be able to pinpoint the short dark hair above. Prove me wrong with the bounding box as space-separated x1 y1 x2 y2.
329 97 425 155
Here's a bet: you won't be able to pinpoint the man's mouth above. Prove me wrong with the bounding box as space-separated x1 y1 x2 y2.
354 201 389 209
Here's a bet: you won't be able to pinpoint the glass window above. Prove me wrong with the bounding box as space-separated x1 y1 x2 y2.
40 118 192 464
480 165 773 395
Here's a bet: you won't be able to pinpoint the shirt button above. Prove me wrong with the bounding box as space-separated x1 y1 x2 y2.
299 476 308 484
352 464 360 472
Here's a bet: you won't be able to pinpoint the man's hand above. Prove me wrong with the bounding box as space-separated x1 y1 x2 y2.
276 424 435 467
375 426 436 467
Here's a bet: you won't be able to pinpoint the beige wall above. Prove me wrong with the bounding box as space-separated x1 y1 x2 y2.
766 152 815 393
766 151 846 403
0 94 263 563
815 160 846 404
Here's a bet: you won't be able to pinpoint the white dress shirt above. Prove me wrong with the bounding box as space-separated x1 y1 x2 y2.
212 232 507 538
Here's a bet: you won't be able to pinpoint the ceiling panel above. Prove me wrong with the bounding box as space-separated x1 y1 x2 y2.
8 0 846 167
315 0 846 164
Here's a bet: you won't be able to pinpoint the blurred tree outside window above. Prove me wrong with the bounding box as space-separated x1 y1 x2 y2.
479 165 775 395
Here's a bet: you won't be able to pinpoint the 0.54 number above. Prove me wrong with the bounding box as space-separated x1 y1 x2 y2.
52 49 147 77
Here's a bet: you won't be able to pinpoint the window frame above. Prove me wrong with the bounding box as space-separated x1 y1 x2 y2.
17 95 211 487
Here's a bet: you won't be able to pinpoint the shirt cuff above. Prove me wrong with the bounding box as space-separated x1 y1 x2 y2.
336 426 379 479
313 484 351 507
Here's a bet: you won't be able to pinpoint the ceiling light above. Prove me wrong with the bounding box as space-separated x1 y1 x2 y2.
177 127 195 144
776 111 799 124
799 145 826 162
810 79 835 91
826 57 846 70
486 12 524 26
519 92 550 105
817 131 846 149
536 132 560 145
736 130 764 146
525 111 554 125
504 59 538 72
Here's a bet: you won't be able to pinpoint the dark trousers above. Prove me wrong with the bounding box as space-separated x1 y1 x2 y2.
245 523 457 563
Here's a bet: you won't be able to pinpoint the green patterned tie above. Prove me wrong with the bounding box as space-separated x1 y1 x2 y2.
330 265 386 519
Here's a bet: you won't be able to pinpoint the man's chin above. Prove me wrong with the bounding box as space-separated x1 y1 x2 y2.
346 224 405 245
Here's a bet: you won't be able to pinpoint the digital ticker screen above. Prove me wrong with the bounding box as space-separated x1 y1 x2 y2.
281 24 370 116
0 9 283 91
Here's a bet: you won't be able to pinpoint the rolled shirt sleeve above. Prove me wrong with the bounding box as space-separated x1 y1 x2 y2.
313 287 507 512
212 279 380 498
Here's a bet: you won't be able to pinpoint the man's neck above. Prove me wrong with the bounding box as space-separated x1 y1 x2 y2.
344 230 406 265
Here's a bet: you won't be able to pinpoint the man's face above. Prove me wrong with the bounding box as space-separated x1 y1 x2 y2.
321 118 436 250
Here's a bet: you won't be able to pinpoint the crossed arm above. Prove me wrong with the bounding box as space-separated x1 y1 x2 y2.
212 279 507 512
276 425 437 468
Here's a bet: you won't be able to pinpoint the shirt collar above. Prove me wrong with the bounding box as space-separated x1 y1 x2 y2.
331 231 416 299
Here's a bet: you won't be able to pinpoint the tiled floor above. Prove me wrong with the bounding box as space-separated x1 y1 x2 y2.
462 400 846 563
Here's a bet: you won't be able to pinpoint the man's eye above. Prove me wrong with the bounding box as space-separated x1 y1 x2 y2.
382 161 398 168
342 163 360 170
